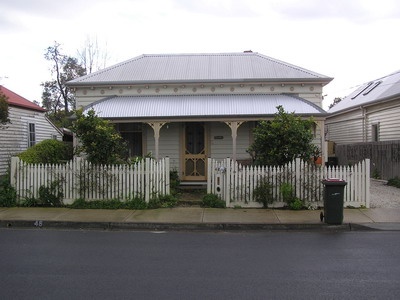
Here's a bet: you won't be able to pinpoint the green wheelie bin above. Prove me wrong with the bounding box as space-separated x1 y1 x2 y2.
321 179 347 225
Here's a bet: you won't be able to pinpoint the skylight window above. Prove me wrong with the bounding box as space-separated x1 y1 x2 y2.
362 80 382 96
351 82 373 100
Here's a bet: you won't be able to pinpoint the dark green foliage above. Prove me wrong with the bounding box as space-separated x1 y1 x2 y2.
46 110 75 129
69 198 123 209
248 105 317 166
125 197 148 210
38 181 63 207
280 183 294 203
72 109 128 165
69 198 87 208
253 178 274 208
289 198 304 210
20 195 39 207
202 193 226 208
0 90 10 126
69 195 175 209
148 194 178 209
280 183 305 210
170 169 180 196
387 177 400 188
0 173 17 207
18 139 73 164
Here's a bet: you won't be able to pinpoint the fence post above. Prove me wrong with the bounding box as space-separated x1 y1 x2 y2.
365 158 371 208
165 157 170 195
295 158 301 199
225 158 231 207
145 157 150 203
207 158 211 194
10 157 19 188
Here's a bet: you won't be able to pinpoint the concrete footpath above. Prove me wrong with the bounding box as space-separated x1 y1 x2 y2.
1 207 400 231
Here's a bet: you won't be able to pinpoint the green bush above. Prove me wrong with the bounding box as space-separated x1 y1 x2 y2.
125 197 148 210
18 139 73 164
202 193 226 208
148 194 178 209
253 178 274 208
387 176 400 188
69 198 87 209
69 198 124 209
20 193 39 207
280 183 294 204
170 169 180 196
289 198 304 210
38 181 64 207
0 173 17 207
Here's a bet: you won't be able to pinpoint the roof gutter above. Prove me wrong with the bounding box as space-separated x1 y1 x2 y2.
66 77 333 88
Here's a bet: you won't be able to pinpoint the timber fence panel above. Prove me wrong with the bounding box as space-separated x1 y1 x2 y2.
10 157 171 204
207 158 370 208
336 141 400 180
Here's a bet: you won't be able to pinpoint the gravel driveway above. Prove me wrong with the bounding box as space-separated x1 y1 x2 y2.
370 179 400 208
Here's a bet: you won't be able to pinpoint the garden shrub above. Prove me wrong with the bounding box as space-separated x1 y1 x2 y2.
253 178 274 208
20 193 39 207
202 193 226 208
289 198 304 210
148 194 178 209
280 183 294 204
69 198 124 209
125 197 148 210
387 176 400 188
18 139 72 164
38 180 64 207
0 173 17 207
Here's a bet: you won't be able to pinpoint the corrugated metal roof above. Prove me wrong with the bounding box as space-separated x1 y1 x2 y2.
329 70 400 113
69 52 332 85
0 85 45 112
84 94 326 119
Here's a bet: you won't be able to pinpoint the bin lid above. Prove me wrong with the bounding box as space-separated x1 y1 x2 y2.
322 178 347 186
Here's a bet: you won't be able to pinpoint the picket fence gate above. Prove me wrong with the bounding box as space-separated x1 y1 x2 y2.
10 157 170 204
207 158 370 208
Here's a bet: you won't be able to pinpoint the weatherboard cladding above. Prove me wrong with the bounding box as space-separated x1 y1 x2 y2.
69 52 331 85
85 94 326 119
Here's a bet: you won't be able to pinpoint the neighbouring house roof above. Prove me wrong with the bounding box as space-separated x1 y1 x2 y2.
0 85 45 112
68 52 333 86
84 94 327 120
328 70 400 114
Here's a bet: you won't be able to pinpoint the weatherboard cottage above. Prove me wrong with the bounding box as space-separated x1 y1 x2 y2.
67 51 332 183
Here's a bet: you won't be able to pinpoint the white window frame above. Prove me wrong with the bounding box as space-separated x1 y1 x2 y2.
28 122 36 147
371 123 380 142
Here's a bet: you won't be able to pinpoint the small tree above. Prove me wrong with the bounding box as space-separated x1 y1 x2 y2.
248 106 317 166
42 41 86 114
72 109 127 164
0 90 10 127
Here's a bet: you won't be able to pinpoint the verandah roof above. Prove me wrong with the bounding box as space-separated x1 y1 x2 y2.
84 94 327 120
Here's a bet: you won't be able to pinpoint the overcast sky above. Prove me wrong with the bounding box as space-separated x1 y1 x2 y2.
1 0 399 109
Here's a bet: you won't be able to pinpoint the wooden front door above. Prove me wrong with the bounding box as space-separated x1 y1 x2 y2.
183 122 207 181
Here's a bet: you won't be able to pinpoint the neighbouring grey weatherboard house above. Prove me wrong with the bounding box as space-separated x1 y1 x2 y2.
326 70 400 144
67 52 332 183
0 86 63 176
326 70 400 179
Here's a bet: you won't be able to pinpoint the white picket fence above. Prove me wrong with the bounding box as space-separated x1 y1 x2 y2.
10 157 170 204
207 158 371 208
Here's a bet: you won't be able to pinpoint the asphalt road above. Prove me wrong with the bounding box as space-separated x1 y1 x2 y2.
1 229 399 300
